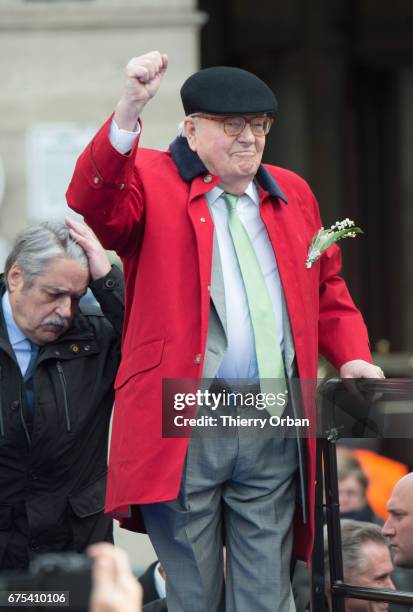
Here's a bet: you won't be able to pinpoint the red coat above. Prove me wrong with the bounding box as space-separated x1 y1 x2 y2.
67 117 372 562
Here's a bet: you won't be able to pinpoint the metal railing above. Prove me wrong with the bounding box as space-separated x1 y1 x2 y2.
311 378 413 611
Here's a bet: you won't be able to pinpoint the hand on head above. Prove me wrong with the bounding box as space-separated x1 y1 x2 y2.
64 217 111 281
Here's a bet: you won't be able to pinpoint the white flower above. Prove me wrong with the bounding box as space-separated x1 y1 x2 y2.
306 219 363 268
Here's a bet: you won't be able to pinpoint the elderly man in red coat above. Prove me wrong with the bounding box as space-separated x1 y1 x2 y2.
67 51 383 612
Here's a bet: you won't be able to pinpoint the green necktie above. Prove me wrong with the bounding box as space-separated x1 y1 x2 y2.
223 192 286 411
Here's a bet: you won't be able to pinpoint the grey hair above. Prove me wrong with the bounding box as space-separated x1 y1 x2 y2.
5 221 88 288
324 520 388 589
177 121 186 137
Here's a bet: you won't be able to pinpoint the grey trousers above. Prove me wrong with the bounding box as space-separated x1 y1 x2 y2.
141 406 299 612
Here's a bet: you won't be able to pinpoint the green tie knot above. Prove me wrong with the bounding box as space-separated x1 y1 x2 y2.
223 192 239 212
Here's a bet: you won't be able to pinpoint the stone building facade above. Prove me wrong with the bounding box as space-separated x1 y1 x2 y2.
0 0 206 258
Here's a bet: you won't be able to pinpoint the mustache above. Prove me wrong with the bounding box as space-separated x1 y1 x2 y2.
41 315 70 330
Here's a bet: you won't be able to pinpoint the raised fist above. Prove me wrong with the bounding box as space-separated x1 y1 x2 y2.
114 51 168 130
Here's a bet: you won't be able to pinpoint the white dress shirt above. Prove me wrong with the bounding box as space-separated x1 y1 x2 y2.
109 121 285 380
206 185 284 379
2 291 32 376
109 119 141 154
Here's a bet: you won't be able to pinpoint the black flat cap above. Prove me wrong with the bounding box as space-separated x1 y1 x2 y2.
180 66 278 116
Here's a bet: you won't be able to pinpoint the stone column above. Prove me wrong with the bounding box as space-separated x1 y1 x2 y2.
0 0 206 253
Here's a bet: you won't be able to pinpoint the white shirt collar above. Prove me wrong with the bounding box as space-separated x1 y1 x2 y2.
206 181 259 208
2 290 27 347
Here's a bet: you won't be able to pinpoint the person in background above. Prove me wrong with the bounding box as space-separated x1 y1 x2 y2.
347 447 408 522
382 473 413 611
324 520 395 611
337 450 380 523
382 473 413 569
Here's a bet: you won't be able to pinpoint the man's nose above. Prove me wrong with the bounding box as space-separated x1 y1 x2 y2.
384 576 395 590
237 122 256 142
56 296 72 318
382 518 394 537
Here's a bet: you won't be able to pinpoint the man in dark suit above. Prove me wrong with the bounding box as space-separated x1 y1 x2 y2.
0 219 123 570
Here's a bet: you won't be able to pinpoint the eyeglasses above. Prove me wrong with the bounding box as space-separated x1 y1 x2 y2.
191 114 274 137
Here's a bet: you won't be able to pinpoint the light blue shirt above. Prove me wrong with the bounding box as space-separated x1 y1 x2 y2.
206 183 285 380
2 290 33 376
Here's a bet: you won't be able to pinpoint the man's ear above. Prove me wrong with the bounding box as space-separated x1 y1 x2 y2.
7 263 24 293
184 117 197 152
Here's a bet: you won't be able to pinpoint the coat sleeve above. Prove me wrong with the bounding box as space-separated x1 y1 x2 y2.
309 191 373 369
88 264 124 337
318 243 372 368
66 115 145 258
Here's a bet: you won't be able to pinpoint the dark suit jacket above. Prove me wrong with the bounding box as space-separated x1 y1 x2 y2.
0 267 123 570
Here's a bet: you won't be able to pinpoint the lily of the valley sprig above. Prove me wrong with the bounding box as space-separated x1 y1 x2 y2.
306 219 363 268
